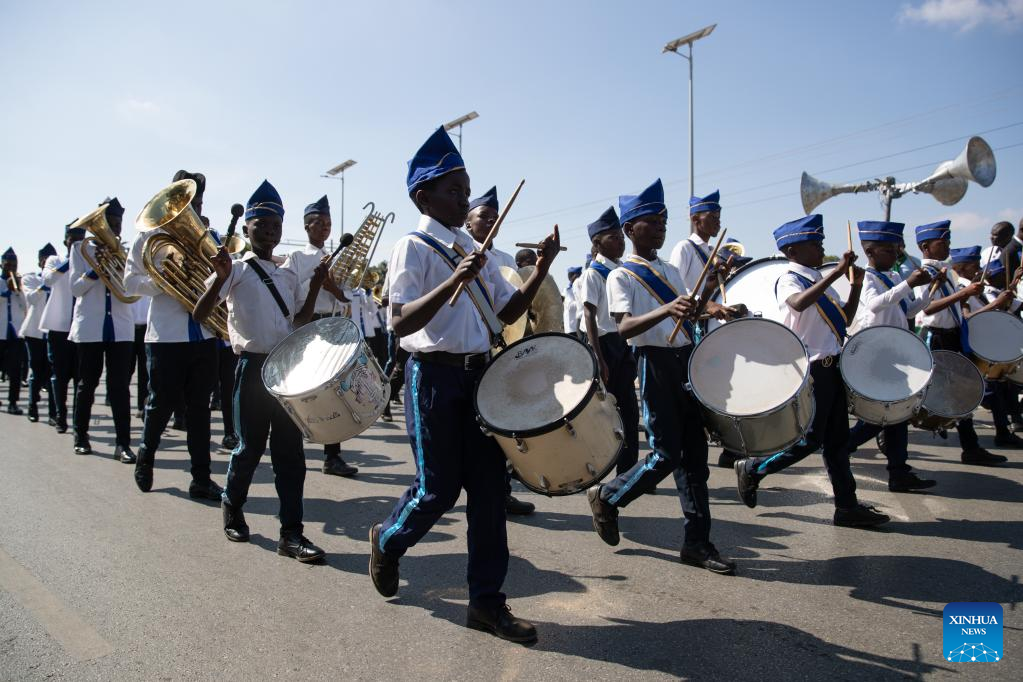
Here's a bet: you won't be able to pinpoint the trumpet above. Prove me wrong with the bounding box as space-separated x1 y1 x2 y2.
330 202 394 290
136 179 230 339
72 204 140 304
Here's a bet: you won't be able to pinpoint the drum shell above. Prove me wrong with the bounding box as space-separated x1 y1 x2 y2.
265 334 390 444
699 379 814 456
840 326 933 426
967 310 1023 380
911 350 985 431
972 356 1020 381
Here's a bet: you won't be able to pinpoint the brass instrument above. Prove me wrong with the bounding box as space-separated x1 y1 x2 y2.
72 204 140 304
371 282 385 306
330 202 394 290
6 272 21 293
135 179 229 338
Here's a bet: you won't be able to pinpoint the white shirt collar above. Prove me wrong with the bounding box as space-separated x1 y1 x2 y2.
417 214 466 249
594 253 619 267
303 242 326 255
788 262 821 280
688 233 709 248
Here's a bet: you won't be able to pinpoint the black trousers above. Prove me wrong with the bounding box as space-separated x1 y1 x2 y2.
847 420 911 475
216 344 237 438
0 337 25 405
74 341 133 446
224 352 306 535
24 336 54 418
745 359 859 509
923 327 980 450
384 331 409 398
130 325 148 411
599 346 712 548
47 331 77 425
142 340 217 483
599 332 640 475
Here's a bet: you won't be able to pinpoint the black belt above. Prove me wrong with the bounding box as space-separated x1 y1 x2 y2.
311 312 337 321
239 351 269 360
412 350 490 371
924 326 958 337
812 354 839 368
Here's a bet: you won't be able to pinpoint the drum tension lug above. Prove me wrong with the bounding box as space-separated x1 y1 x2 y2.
514 437 528 453
585 462 597 476
563 420 576 437
539 474 550 491
613 428 623 442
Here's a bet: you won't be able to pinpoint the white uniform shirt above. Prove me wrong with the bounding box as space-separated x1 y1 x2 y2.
578 254 619 336
131 297 150 326
123 230 215 343
572 275 585 329
668 233 712 294
19 272 49 339
2 277 27 338
68 241 135 343
389 215 516 354
849 269 931 334
563 282 580 333
606 255 691 349
914 258 962 330
289 243 340 315
39 254 75 333
775 262 844 361
981 236 1023 266
348 288 378 338
211 254 305 355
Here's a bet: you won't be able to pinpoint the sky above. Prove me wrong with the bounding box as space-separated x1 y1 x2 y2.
1 0 1022 290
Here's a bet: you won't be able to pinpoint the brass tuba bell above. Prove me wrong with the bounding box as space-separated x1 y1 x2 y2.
72 204 140 304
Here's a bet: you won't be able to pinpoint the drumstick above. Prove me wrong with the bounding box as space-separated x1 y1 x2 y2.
928 267 947 296
515 242 568 252
449 178 525 306
846 220 854 283
668 228 726 344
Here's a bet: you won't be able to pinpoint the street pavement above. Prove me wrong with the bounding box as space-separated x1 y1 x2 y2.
1 383 1021 681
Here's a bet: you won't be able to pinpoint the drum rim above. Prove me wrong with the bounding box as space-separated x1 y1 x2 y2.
688 317 812 417
917 349 985 418
474 331 600 438
709 256 789 305
839 324 934 401
966 310 1023 364
261 317 363 398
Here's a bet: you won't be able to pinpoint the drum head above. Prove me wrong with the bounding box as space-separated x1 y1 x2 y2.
967 310 1023 363
476 333 595 435
689 318 809 416
707 257 791 331
841 326 932 401
922 350 985 417
262 317 361 396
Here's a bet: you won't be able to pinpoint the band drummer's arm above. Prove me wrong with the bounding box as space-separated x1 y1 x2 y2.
923 287 971 315
194 262 235 324
68 242 101 296
865 277 911 313
123 233 162 298
389 242 466 337
499 265 548 324
583 302 603 351
786 266 846 313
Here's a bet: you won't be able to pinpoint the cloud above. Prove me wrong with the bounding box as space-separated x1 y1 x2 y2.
935 207 1022 232
899 0 1023 31
115 98 160 120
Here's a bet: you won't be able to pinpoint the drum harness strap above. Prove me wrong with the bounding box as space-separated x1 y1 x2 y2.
244 256 291 319
619 256 694 343
921 263 971 353
409 231 506 349
781 270 847 345
866 268 912 315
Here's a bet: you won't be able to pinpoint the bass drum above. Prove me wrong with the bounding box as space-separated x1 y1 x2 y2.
475 333 622 495
840 325 933 425
706 257 791 332
966 310 1023 380
912 350 985 431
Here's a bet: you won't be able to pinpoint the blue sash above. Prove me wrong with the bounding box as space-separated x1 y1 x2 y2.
787 271 848 343
56 259 70 274
619 258 694 342
922 264 970 353
691 240 710 266
867 268 909 315
590 260 613 280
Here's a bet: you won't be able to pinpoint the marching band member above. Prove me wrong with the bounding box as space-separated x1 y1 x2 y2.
20 243 58 423
668 189 729 293
288 195 359 478
194 179 327 562
585 179 737 574
1 247 27 415
129 296 150 418
40 223 84 433
368 127 559 642
914 221 1008 464
579 206 639 476
980 221 1020 272
563 266 583 341
123 171 223 500
464 186 518 270
844 221 936 492
733 215 890 528
68 199 136 462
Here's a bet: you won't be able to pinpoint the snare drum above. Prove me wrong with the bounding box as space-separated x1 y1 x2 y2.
911 350 984 431
966 310 1023 380
262 317 390 444
474 333 622 496
688 318 814 455
840 326 933 425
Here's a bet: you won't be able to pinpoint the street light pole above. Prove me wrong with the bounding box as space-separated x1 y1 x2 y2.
444 111 479 154
322 159 357 233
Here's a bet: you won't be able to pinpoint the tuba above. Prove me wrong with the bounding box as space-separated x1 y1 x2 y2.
135 179 229 338
72 204 140 304
329 202 395 290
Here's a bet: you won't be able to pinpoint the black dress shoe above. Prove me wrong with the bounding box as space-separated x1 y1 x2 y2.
73 439 92 455
189 479 224 501
834 504 890 528
734 459 760 509
278 534 325 563
961 447 1008 466
717 450 740 469
6 405 24 416
134 447 154 492
994 431 1023 448
210 397 221 411
505 494 535 516
369 523 400 597
171 416 186 431
222 500 249 542
115 445 136 464
679 543 736 575
323 457 358 477
56 420 68 434
47 417 58 427
586 486 620 546
220 434 239 451
27 405 39 422
888 472 937 492
1012 420 1023 433
466 604 537 643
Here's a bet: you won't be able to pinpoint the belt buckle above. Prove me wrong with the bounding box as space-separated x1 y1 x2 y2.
821 355 834 368
464 353 477 371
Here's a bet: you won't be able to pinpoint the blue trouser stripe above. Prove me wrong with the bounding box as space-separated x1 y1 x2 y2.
756 452 785 474
379 360 426 551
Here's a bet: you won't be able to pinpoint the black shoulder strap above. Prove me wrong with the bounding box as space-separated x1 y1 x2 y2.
246 259 290 319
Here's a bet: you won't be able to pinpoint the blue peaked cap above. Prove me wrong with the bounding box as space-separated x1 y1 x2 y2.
245 179 285 221
619 179 667 224
304 195 330 217
587 206 621 240
950 246 981 264
915 220 951 244
2 247 14 260
469 186 499 213
567 266 583 276
987 258 1007 278
406 127 466 197
857 220 904 243
689 189 721 215
39 243 57 259
774 214 824 249
102 197 124 217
